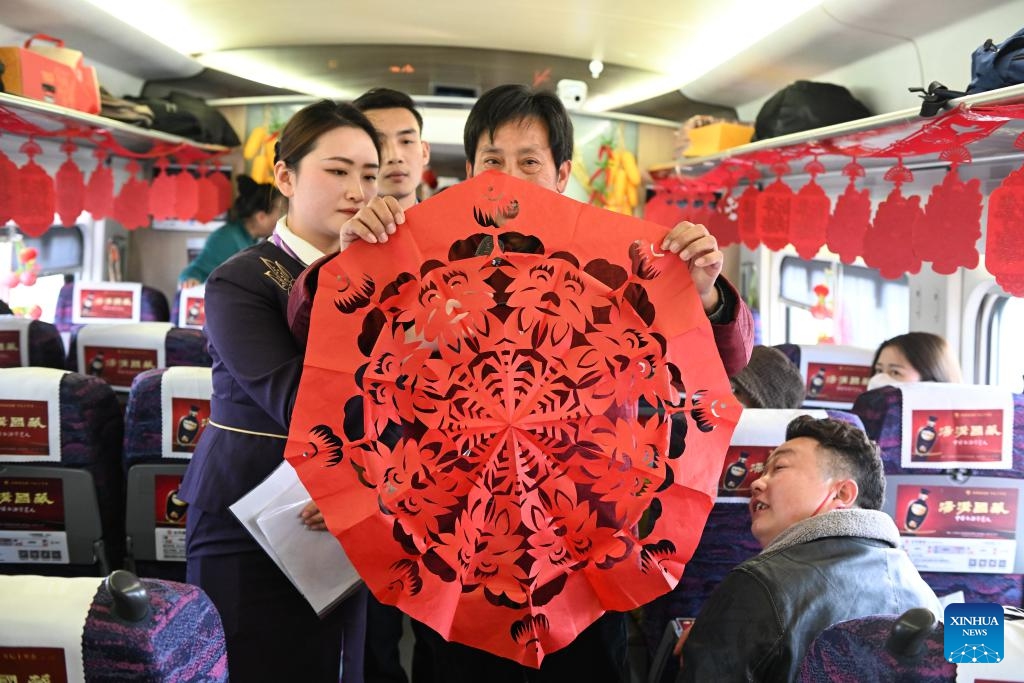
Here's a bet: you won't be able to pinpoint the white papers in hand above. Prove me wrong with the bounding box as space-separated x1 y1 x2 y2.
229 461 363 616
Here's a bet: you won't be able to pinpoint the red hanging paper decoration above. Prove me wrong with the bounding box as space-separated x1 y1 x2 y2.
149 158 177 221
985 134 1024 296
708 173 739 247
689 189 714 228
113 160 151 230
0 142 17 226
194 163 221 224
643 186 686 228
55 139 86 227
286 171 740 668
174 168 199 221
210 168 233 216
736 169 761 249
826 160 871 264
862 160 923 279
12 139 56 237
755 162 793 251
85 149 115 220
915 151 983 274
789 159 830 259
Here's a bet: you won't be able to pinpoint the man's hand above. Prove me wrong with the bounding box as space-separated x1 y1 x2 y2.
661 221 723 315
340 196 405 251
300 500 327 531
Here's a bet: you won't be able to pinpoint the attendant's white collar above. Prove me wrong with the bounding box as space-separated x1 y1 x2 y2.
272 217 326 267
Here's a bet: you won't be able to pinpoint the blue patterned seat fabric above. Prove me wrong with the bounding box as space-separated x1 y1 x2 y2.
82 576 228 682
797 612 955 683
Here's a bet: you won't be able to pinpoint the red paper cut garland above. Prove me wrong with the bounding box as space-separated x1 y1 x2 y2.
756 162 794 251
12 139 56 237
55 140 86 227
862 160 922 279
985 134 1024 296
789 159 830 259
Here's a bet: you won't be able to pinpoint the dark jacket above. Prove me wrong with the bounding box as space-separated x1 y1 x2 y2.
679 509 942 683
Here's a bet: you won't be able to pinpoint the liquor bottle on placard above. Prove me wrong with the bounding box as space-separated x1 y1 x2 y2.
176 405 201 445
904 488 930 531
82 292 95 315
807 367 827 398
187 301 201 322
88 352 105 377
165 488 188 524
916 415 938 454
722 451 750 490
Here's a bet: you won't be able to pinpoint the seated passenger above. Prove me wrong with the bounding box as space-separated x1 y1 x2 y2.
179 175 285 288
677 416 941 683
730 345 804 409
868 331 962 390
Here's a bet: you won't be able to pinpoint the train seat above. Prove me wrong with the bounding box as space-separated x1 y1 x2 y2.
0 315 66 369
123 366 212 580
66 322 211 389
797 608 954 682
0 367 125 576
853 382 1024 605
774 343 875 409
0 569 227 682
643 407 866 681
54 281 171 336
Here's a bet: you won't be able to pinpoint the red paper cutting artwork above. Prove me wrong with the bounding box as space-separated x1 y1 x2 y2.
285 171 740 667
826 161 871 265
789 159 829 259
55 140 85 227
174 168 199 221
12 139 55 237
194 164 221 224
737 178 761 250
84 149 115 220
916 160 982 275
985 145 1024 296
0 143 18 226
210 169 232 216
113 160 151 230
756 163 793 251
708 177 740 248
149 158 177 221
862 160 922 279
644 188 686 228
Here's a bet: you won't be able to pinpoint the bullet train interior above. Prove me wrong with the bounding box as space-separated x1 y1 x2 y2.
2 0 1024 679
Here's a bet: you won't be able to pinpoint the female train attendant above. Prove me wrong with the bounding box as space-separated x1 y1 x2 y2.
179 100 390 682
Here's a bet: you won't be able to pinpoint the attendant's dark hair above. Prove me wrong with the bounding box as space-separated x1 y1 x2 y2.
353 88 424 133
230 175 283 221
871 332 963 383
464 84 573 169
276 99 382 172
785 416 885 510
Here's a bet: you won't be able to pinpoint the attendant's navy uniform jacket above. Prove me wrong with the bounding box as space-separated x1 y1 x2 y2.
181 239 365 683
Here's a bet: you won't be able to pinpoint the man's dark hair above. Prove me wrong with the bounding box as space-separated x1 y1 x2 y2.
785 416 885 510
464 84 573 169
353 87 423 133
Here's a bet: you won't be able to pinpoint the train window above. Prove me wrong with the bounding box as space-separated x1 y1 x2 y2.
986 295 1024 391
779 256 908 348
4 225 84 323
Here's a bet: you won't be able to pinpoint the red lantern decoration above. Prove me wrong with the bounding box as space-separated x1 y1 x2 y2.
12 139 55 237
113 160 151 230
789 159 830 259
756 162 794 251
85 149 115 220
55 140 86 227
210 168 233 216
149 157 177 221
862 160 923 279
827 160 871 265
708 173 739 247
0 141 17 226
915 152 983 274
643 185 686 228
736 169 761 250
175 168 199 221
194 163 221 224
985 134 1024 296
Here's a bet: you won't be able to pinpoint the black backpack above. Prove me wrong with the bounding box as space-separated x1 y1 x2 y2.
966 27 1024 94
752 81 871 141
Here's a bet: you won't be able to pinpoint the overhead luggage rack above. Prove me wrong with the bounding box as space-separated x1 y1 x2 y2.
650 83 1024 186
